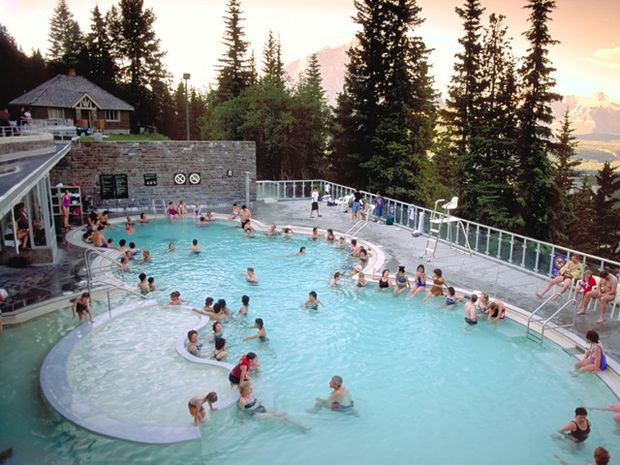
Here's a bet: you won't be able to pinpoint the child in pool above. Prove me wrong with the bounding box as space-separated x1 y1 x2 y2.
304 291 322 310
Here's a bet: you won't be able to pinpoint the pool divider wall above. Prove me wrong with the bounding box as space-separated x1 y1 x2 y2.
40 301 239 444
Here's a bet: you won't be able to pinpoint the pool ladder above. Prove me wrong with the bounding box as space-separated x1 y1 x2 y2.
526 293 577 344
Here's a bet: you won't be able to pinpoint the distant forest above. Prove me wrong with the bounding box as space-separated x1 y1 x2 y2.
1 0 619 260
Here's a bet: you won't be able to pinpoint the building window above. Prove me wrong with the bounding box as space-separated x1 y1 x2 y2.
105 110 120 122
47 108 64 120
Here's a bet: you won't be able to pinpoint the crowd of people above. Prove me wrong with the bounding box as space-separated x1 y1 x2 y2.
74 201 617 459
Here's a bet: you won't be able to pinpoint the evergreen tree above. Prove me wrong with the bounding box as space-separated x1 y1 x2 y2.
549 110 580 243
111 0 168 132
473 14 520 229
592 163 620 260
216 0 253 101
515 0 561 239
262 31 285 88
47 0 83 70
84 5 118 89
566 178 596 255
330 0 437 204
442 0 485 214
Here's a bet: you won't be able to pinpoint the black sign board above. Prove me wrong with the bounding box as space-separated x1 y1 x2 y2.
100 174 129 199
144 173 157 186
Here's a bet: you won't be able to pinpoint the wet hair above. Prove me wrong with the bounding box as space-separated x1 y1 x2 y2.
199 216 205 221
447 286 455 296
120 256 128 264
299 247 306 253
333 271 341 279
233 202 238 206
470 294 478 303
192 239 198 246
327 229 333 234
205 297 214 306
246 352 257 360
213 302 221 313
488 301 498 311
309 291 317 299
170 291 180 298
129 242 136 249
594 447 610 465
218 299 227 308
351 239 357 246
255 318 264 329
214 337 226 350
585 330 599 343
140 212 146 218
119 239 127 246
139 273 147 281
241 295 250 306
241 205 247 209
417 264 425 273
332 375 343 386
212 322 222 332
599 270 609 278
575 407 588 417
82 231 92 240
206 392 218 403
247 267 254 272
382 269 390 277
147 277 154 283
398 265 405 273
312 227 318 232
434 269 442 277
97 225 104 231
187 330 197 341
81 292 90 298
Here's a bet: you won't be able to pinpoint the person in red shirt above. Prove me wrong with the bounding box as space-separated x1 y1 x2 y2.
576 270 597 315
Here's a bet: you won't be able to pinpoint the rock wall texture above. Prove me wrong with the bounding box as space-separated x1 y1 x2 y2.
50 140 256 209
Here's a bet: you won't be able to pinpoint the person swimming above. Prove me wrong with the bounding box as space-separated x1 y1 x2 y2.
243 318 268 342
329 272 342 287
187 329 203 356
212 337 228 361
237 383 309 432
190 239 201 254
246 267 258 283
304 291 322 310
239 295 250 316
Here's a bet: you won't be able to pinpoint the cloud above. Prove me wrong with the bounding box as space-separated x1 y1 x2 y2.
584 46 620 70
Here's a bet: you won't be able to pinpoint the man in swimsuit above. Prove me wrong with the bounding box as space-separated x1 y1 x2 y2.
239 205 252 229
579 270 618 324
311 375 353 412
464 294 478 325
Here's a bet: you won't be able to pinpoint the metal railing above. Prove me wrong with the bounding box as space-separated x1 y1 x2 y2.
83 248 125 292
256 179 620 281
526 294 578 343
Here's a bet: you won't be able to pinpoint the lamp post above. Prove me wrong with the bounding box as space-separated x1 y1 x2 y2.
183 73 191 141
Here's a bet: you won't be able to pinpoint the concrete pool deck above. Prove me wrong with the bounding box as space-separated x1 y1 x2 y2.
251 199 620 362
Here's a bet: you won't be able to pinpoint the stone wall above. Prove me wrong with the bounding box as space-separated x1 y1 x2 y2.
49 141 256 209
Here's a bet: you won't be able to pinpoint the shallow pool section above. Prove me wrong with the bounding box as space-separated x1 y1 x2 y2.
41 301 235 443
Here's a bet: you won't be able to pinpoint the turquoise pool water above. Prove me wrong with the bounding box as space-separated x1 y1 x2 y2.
1 219 618 465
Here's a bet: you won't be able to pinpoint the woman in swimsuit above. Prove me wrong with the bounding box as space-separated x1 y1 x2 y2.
229 353 258 386
167 201 178 219
575 330 608 373
376 269 391 290
211 321 224 341
72 292 94 322
424 269 445 300
187 329 203 356
407 264 427 298
393 266 410 295
325 229 335 242
243 318 268 342
558 407 591 443
212 337 228 361
61 191 71 230
237 383 309 431
329 272 342 287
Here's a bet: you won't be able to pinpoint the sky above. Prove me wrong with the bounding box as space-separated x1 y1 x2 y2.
3 0 620 100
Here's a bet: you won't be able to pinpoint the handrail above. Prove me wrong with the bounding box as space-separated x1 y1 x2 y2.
100 282 150 319
526 293 577 343
83 248 123 292
256 180 620 281
539 298 578 341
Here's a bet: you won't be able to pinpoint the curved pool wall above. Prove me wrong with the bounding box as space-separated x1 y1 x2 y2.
40 300 237 444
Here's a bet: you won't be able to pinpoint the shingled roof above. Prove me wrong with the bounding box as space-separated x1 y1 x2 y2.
9 75 134 111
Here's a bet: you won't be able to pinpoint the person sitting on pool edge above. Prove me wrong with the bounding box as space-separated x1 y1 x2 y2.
229 352 259 387
536 254 582 299
310 375 354 412
188 392 218 426
304 291 322 310
558 407 590 443
575 330 607 374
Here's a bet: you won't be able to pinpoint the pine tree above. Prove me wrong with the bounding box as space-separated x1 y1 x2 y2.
262 31 285 87
442 0 485 214
216 0 252 101
566 178 596 255
549 110 580 243
473 13 520 229
111 0 168 132
515 0 561 239
85 5 118 89
47 0 83 70
592 163 620 260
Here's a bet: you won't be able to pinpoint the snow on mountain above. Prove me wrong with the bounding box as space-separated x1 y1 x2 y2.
551 93 620 138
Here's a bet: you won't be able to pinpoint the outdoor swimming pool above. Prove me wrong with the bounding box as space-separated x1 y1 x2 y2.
1 219 618 465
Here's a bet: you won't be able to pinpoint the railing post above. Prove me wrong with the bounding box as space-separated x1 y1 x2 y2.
292 182 296 199
107 288 112 319
548 246 556 277
534 243 541 273
475 225 480 252
521 239 527 268
496 232 502 259
508 236 514 264
485 228 491 255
